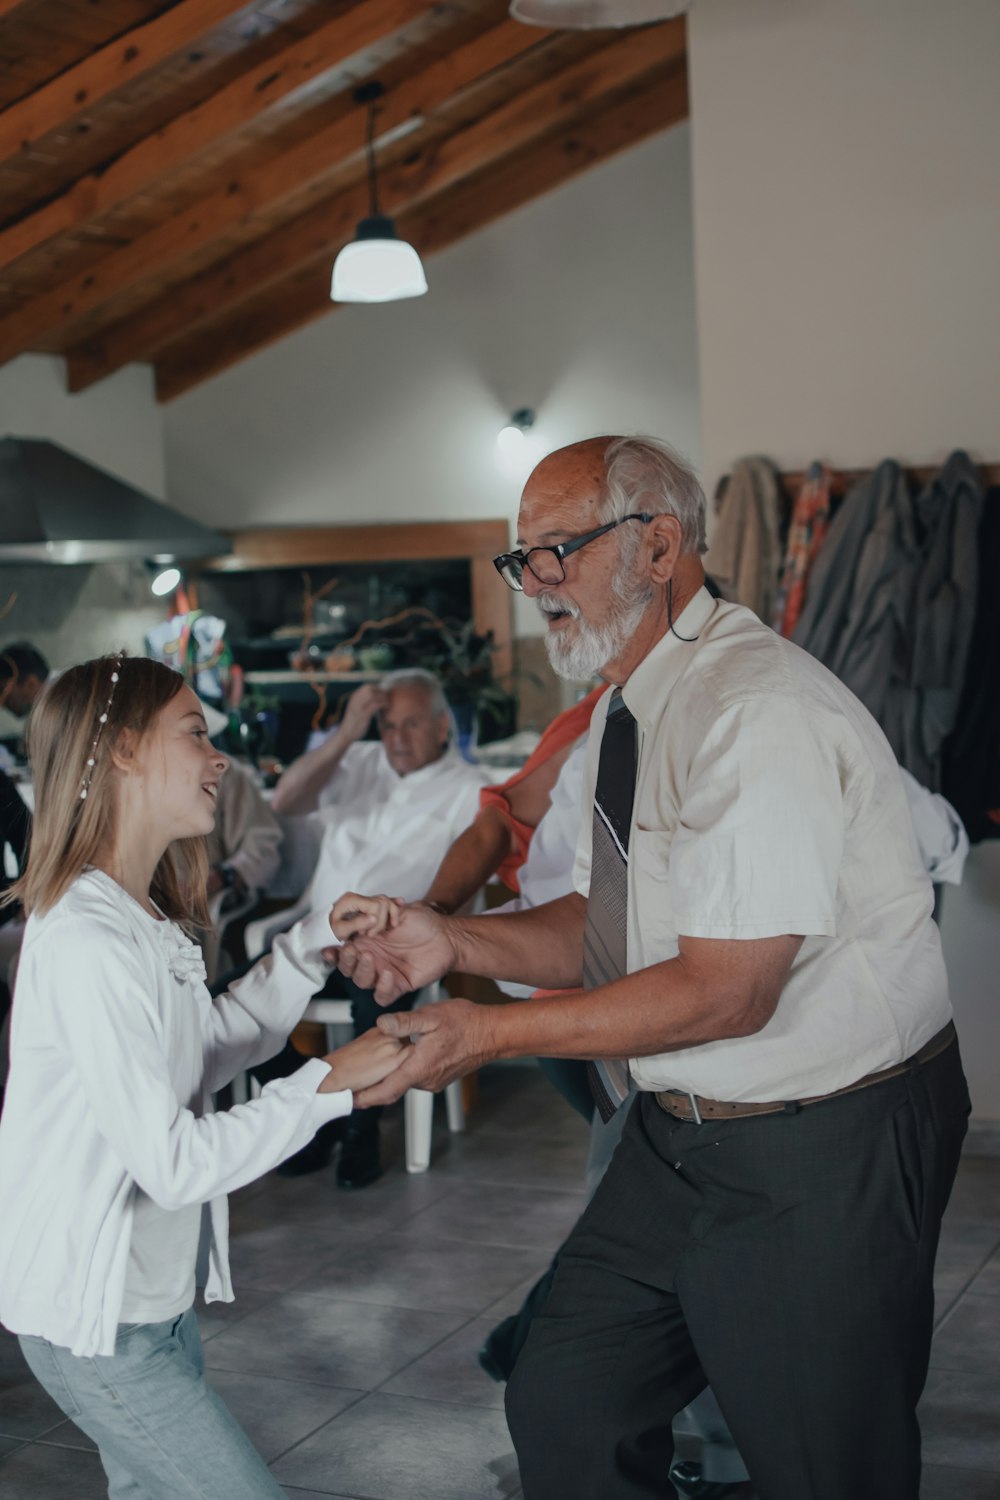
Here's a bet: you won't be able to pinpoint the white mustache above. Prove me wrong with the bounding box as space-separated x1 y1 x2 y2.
536 594 580 620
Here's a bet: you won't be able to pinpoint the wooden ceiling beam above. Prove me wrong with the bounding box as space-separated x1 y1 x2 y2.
0 14 548 368
0 0 256 162
0 0 434 273
154 64 688 400
65 20 685 391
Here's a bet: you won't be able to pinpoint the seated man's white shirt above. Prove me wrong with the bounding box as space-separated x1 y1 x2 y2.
308 740 489 912
572 587 952 1104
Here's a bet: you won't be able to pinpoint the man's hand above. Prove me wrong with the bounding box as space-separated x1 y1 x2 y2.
317 1027 407 1094
353 998 499 1107
324 901 458 1004
339 683 388 746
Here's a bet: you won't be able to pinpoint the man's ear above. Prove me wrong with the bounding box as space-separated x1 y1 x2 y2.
647 513 683 583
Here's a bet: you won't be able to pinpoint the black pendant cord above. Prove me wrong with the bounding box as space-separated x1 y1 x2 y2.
366 98 380 217
667 577 701 642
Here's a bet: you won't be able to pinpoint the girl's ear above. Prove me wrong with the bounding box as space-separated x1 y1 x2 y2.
108 726 139 773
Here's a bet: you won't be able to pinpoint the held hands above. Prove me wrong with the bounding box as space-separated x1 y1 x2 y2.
325 900 458 1005
328 891 402 943
317 1026 408 1095
353 997 499 1108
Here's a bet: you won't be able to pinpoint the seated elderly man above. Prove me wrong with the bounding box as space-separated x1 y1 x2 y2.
264 667 489 1187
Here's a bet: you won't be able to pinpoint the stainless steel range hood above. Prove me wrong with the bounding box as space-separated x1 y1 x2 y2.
0 437 231 563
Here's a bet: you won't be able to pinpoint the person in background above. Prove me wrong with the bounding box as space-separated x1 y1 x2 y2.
198 702 283 983
0 651 405 1500
0 642 49 722
336 435 969 1500
259 667 489 1188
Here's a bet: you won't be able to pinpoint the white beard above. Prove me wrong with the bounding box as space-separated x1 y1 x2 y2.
538 584 652 682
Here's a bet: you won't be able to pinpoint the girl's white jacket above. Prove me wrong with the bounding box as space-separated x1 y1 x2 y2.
0 869 352 1357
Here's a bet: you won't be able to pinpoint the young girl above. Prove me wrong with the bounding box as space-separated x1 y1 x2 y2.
0 652 404 1498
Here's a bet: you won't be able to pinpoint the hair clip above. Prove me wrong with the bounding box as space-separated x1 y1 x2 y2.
80 652 125 801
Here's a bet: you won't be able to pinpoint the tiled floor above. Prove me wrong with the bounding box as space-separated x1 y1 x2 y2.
1 1064 999 1499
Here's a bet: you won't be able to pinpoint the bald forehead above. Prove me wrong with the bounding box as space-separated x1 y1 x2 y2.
517 437 619 541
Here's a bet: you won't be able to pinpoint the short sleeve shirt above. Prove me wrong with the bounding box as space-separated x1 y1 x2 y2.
572 588 951 1102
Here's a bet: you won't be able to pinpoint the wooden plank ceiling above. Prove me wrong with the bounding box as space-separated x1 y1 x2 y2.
0 0 688 400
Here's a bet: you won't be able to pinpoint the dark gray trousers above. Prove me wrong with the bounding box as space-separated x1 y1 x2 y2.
506 1040 969 1500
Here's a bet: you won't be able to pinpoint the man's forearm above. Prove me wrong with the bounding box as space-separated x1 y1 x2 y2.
423 807 514 915
449 892 587 990
271 732 350 816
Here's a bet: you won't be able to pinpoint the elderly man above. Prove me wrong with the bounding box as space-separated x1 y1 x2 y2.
337 437 969 1499
266 667 488 1186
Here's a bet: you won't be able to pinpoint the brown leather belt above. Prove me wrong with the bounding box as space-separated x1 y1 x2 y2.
654 1021 956 1124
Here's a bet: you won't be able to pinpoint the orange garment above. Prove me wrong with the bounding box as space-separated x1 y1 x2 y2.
479 686 605 893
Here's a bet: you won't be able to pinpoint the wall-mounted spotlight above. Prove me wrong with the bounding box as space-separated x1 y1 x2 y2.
496 408 538 481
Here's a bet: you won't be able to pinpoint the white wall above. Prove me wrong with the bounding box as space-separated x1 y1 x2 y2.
0 355 167 726
0 353 164 497
689 0 1000 494
164 124 701 641
688 0 1000 1122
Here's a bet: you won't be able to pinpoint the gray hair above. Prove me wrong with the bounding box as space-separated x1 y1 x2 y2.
378 667 449 718
601 436 708 556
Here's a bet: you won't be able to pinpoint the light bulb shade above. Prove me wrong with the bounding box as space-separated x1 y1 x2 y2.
331 215 428 303
510 0 689 26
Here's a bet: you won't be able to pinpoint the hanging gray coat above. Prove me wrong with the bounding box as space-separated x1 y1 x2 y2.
791 459 919 756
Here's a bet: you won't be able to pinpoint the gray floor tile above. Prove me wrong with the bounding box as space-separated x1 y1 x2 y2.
207 1369 363 1463
930 1294 1000 1374
0 1333 69 1441
484 1271 544 1319
0 1433 28 1459
399 1181 585 1251
382 1315 507 1409
197 1287 282 1342
920 1368 1000 1472
0 1442 110 1498
271 1390 519 1500
226 1221 375 1293
920 1462 1000 1498
300 1232 548 1315
944 1156 1000 1224
933 1220 1000 1295
204 1289 467 1389
969 1246 1000 1297
35 1418 96 1452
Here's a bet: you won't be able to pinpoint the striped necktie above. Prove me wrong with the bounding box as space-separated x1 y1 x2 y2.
583 689 637 1122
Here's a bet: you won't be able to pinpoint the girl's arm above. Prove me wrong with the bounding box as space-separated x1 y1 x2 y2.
50 916 403 1209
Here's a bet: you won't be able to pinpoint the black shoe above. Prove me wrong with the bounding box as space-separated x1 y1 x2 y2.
336 1120 382 1190
477 1318 518 1383
276 1118 343 1178
669 1461 753 1498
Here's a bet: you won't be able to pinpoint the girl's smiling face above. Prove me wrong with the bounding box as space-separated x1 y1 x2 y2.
134 685 229 842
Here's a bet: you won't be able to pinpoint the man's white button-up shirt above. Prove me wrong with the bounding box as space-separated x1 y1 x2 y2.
573 587 952 1103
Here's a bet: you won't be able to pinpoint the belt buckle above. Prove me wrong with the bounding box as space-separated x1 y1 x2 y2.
685 1091 703 1125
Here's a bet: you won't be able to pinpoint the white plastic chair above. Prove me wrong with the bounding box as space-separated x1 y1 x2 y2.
235 900 465 1173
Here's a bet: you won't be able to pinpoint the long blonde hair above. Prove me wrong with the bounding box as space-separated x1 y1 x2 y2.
8 652 209 929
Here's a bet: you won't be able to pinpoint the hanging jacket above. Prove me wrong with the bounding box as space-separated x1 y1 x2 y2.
942 485 1000 840
704 456 783 624
774 463 833 637
898 451 983 787
792 459 919 755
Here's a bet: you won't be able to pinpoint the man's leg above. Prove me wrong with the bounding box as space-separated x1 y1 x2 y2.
507 1042 969 1500
675 1041 969 1500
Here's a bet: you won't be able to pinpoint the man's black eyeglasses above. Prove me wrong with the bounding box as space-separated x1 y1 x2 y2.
492 513 654 592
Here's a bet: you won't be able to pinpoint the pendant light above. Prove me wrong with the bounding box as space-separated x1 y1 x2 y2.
330 81 428 304
510 0 691 27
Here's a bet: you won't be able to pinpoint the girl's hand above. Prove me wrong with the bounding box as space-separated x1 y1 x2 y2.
318 1028 408 1094
329 892 401 942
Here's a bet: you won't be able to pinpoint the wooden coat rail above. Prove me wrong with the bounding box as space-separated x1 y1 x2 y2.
778 460 1000 499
